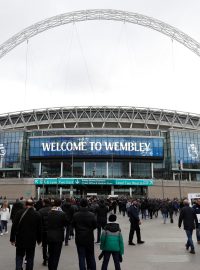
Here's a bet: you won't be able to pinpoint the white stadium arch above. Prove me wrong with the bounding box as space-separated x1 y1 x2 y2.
0 9 200 59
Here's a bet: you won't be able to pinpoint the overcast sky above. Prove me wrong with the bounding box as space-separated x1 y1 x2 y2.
0 0 200 115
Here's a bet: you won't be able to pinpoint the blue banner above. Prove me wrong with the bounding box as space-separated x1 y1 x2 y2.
171 132 200 164
29 136 163 158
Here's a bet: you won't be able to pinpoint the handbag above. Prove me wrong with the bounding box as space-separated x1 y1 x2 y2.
98 251 104 260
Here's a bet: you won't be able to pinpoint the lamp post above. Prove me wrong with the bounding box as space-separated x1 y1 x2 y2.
161 178 164 199
42 171 48 199
178 160 183 200
56 177 59 198
71 151 74 177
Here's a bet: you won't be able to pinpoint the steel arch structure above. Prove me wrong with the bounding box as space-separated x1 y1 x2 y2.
0 106 200 131
0 9 200 59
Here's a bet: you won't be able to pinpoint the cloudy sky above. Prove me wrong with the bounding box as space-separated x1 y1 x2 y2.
0 0 200 115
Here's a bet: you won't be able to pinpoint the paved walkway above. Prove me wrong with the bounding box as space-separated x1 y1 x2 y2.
0 213 200 270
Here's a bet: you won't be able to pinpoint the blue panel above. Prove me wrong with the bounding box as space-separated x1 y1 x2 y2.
29 137 164 158
173 133 200 164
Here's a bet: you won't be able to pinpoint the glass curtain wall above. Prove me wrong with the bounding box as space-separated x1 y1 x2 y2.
85 162 106 177
108 162 129 178
41 162 61 177
131 162 151 179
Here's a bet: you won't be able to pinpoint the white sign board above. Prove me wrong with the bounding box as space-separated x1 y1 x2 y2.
188 193 200 206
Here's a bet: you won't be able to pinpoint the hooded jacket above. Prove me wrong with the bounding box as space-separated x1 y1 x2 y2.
100 223 124 255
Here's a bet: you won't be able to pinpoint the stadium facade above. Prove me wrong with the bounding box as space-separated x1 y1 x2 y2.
1 106 200 199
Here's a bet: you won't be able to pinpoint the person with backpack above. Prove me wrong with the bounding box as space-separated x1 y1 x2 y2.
100 214 124 270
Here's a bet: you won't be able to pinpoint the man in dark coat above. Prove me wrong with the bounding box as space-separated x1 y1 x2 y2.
95 199 108 243
61 197 75 246
178 199 198 254
192 198 200 244
72 198 97 270
10 198 24 222
39 198 52 266
47 198 68 270
128 200 145 245
10 199 41 270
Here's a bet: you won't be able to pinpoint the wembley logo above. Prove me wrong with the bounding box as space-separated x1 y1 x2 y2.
0 144 6 157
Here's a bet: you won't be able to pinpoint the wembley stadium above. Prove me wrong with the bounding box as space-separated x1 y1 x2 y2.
1 9 200 199
0 105 200 199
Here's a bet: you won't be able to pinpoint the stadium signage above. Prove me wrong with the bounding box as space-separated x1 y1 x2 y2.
34 178 154 186
29 137 163 158
41 141 151 152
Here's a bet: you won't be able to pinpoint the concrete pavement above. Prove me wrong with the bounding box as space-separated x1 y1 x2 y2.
0 213 200 270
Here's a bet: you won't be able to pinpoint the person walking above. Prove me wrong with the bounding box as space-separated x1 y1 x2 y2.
128 200 145 245
0 201 10 234
100 214 124 270
160 200 169 224
95 199 108 243
39 198 52 266
178 199 198 254
168 200 174 223
61 197 75 246
72 198 97 270
10 199 42 270
192 198 200 244
47 198 69 270
10 198 24 223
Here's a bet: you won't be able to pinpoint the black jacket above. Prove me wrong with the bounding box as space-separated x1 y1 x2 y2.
178 205 198 230
72 207 97 246
10 201 24 222
128 205 140 225
47 208 68 243
10 207 41 248
95 202 108 225
39 206 52 233
61 202 74 223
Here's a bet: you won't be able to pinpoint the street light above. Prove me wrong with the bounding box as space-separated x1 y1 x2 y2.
161 178 164 199
178 160 183 200
41 171 48 199
71 151 74 177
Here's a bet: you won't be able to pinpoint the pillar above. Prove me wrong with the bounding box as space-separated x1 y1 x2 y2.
129 162 131 177
111 185 114 195
151 162 154 179
70 185 74 197
129 187 132 197
106 161 109 178
83 162 86 177
60 162 63 177
59 187 62 199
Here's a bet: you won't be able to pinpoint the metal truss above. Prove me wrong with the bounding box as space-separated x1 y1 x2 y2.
0 9 200 59
0 106 200 131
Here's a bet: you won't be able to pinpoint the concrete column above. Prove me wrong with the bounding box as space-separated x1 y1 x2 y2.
111 185 114 195
106 162 109 178
59 187 62 199
39 162 42 176
37 187 41 200
129 187 132 197
189 172 191 181
0 157 3 168
151 162 154 179
70 185 73 197
83 162 86 177
129 162 131 177
18 171 21 178
60 162 63 177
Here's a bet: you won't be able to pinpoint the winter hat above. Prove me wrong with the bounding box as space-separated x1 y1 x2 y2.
108 214 117 222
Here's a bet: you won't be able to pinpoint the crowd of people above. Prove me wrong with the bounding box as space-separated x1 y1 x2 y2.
0 196 200 270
